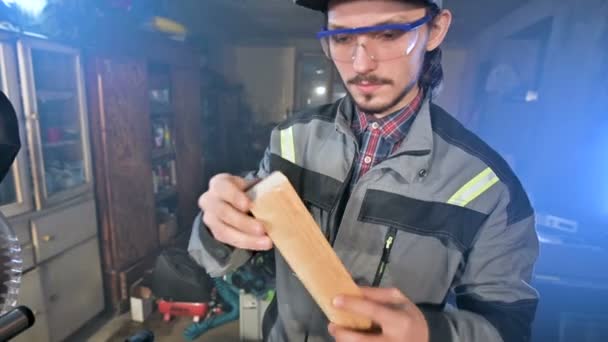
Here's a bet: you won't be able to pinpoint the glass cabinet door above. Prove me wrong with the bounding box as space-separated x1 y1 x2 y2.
18 39 92 209
0 38 33 217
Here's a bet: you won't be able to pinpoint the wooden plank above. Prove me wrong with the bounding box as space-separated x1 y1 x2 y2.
247 171 372 331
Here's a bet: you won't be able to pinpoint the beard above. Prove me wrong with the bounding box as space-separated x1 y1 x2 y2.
345 73 420 115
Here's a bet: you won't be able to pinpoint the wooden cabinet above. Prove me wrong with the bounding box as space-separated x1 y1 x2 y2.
14 269 50 342
0 34 33 218
88 57 157 268
42 237 104 341
17 39 94 210
87 56 159 312
86 35 204 312
170 67 204 235
0 32 104 341
31 199 98 263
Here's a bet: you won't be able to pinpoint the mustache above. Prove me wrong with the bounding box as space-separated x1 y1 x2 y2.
347 75 393 85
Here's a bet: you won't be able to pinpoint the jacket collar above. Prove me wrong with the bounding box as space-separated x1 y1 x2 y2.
335 94 435 183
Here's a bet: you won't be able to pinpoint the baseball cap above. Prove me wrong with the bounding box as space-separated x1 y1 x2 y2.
295 0 443 12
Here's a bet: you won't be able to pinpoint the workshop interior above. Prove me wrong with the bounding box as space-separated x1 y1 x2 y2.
0 0 606 341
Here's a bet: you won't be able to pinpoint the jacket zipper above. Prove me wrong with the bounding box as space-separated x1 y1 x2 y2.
372 227 397 287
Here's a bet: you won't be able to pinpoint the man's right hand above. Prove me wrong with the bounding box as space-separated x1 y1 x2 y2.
198 173 273 251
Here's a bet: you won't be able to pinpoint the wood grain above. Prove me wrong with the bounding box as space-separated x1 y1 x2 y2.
247 171 372 330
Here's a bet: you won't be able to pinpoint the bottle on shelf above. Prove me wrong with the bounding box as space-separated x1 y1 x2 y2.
170 160 177 186
163 122 171 148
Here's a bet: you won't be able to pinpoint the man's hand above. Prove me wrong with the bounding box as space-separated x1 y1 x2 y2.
328 287 429 342
198 173 273 251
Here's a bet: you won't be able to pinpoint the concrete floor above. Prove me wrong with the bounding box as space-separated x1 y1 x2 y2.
82 312 240 342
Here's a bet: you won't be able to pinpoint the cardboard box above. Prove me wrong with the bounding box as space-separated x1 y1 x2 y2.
130 279 154 322
158 214 178 246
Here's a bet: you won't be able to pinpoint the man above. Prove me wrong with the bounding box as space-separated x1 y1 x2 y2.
188 0 539 341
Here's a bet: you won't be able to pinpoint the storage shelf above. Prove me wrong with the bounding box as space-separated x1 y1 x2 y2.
37 90 75 102
150 108 173 117
151 147 175 161
155 187 177 203
43 140 79 148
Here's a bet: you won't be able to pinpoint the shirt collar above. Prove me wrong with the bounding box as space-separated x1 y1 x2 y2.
352 90 424 144
336 91 435 184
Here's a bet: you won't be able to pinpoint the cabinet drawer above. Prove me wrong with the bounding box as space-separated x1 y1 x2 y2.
22 243 35 270
32 200 98 263
8 217 31 245
14 269 50 342
41 238 104 342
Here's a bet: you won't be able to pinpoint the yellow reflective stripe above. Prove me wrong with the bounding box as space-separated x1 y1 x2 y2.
280 127 296 163
447 167 500 207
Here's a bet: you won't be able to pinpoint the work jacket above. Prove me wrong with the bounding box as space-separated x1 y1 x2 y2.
188 95 539 342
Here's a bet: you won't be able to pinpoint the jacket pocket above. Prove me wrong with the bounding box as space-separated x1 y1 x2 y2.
358 190 489 252
358 190 484 301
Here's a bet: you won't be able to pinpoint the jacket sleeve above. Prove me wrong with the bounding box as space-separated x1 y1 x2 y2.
421 188 539 342
187 148 272 277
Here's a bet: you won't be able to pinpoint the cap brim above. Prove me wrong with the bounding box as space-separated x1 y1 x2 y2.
295 0 441 12
294 0 327 12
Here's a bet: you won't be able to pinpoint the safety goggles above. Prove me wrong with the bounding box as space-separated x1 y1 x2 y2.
316 15 432 62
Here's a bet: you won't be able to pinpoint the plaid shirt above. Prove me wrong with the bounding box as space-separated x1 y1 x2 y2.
351 91 423 184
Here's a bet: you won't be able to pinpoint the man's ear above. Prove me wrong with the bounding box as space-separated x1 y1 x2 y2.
426 9 452 51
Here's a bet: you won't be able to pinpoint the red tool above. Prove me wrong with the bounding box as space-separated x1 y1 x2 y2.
157 300 209 323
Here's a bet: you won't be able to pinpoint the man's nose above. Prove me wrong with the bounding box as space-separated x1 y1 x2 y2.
352 43 377 74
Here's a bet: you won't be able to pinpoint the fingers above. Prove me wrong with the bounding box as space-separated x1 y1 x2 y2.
208 173 252 212
333 295 396 324
208 198 266 236
328 323 381 342
203 211 273 251
333 288 412 326
199 173 273 251
359 287 411 306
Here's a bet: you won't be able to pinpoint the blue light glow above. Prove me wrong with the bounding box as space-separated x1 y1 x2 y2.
2 0 47 16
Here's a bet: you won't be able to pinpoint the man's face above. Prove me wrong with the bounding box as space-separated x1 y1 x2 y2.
327 0 431 115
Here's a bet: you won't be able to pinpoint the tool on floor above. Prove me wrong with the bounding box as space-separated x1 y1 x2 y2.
157 300 208 323
125 329 154 342
183 277 240 341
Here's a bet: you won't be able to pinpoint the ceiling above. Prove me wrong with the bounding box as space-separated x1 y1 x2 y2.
170 0 531 46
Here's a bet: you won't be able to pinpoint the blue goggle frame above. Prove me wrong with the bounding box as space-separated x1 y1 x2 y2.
316 15 432 39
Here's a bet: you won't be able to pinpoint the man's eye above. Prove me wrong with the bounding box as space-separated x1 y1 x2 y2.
377 30 404 40
331 34 354 44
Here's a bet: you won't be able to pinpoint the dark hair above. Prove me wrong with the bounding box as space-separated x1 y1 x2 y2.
420 3 443 98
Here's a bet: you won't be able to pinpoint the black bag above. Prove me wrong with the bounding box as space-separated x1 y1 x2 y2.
0 91 20 183
150 248 214 303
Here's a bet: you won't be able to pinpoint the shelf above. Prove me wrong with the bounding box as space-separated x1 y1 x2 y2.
37 90 75 102
151 147 175 161
155 187 177 203
43 140 79 148
150 109 173 118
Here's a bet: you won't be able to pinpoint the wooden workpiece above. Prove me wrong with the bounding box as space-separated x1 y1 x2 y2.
247 171 372 330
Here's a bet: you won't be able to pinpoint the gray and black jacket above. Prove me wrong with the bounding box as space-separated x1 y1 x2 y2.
188 95 539 342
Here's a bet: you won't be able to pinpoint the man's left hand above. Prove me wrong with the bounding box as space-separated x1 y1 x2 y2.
328 287 429 342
